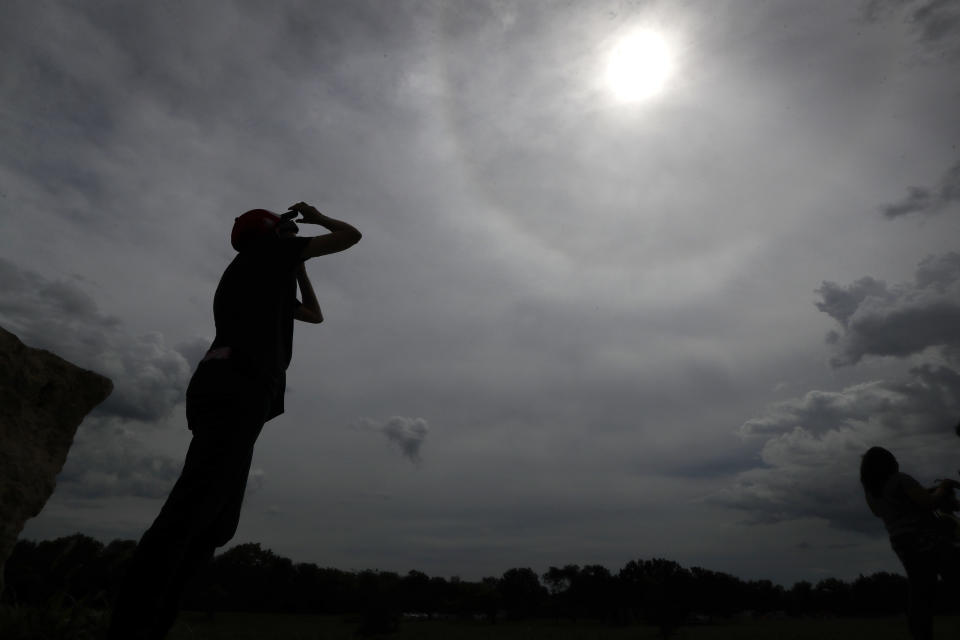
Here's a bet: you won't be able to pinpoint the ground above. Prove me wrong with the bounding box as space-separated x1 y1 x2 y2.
166 612 960 640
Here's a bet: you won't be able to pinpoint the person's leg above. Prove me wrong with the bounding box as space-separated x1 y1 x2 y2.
108 366 269 639
151 532 219 637
107 428 243 639
152 430 263 637
900 549 937 640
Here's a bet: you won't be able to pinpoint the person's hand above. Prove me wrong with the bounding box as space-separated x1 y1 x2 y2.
288 202 326 224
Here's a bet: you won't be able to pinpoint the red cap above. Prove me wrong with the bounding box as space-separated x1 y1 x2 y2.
231 209 280 251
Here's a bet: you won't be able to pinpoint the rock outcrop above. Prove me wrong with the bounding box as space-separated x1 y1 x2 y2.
0 326 113 595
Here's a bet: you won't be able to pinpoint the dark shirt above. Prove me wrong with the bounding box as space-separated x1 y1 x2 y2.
208 235 311 421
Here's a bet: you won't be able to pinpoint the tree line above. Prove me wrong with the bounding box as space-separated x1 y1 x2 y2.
3 534 956 633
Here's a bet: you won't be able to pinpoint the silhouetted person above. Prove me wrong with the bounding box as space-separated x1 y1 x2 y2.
107 202 361 640
861 446 960 640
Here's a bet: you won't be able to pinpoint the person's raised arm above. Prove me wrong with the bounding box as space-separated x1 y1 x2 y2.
294 263 323 324
905 478 960 510
289 202 362 260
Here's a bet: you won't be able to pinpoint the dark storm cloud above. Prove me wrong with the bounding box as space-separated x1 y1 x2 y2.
720 254 960 533
815 252 960 366
881 159 960 218
354 417 430 463
57 417 263 500
716 362 960 534
0 257 195 422
56 418 182 499
740 364 960 439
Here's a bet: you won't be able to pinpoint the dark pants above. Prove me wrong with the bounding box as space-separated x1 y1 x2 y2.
892 531 960 640
107 361 272 640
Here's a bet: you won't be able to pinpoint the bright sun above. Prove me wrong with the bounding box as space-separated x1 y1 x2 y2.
606 30 674 102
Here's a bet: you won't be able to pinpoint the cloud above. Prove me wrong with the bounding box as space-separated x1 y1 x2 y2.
865 0 960 56
815 252 960 366
56 418 182 499
715 426 877 533
911 0 960 45
717 254 960 534
880 160 960 218
740 364 960 440
354 417 430 463
0 257 196 422
54 415 265 502
716 363 960 533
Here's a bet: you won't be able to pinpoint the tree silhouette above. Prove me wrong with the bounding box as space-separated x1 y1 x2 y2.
497 567 547 619
850 572 907 616
201 543 296 612
356 570 400 635
619 559 694 637
4 532 954 632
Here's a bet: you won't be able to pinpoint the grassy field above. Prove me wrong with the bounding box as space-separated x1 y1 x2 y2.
165 612 960 640
4 607 960 639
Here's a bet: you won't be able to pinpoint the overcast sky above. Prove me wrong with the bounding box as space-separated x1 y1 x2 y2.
3 0 959 586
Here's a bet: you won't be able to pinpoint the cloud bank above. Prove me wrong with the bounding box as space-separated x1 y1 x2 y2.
56 418 182 499
815 252 960 366
880 159 960 219
718 252 960 534
0 257 202 422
